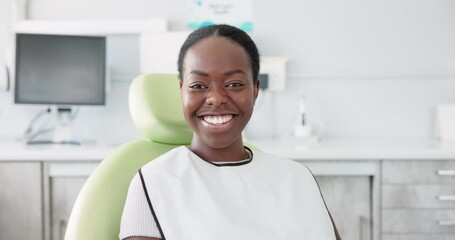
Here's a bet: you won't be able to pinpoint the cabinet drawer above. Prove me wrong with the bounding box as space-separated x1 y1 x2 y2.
382 209 455 233
382 234 455 240
382 185 455 208
382 160 455 184
0 162 43 239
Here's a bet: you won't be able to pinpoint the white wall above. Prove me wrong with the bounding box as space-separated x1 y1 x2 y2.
254 0 455 77
249 0 455 139
0 0 10 62
0 0 454 142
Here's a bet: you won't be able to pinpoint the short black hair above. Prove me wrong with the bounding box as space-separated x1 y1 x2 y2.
177 24 260 82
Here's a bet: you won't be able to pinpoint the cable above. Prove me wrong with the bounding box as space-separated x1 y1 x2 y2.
21 107 52 141
70 106 79 121
27 127 55 142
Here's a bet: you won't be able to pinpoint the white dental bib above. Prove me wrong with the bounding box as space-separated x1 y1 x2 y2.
139 146 335 240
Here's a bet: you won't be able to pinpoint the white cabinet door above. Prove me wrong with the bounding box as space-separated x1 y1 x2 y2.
43 162 99 240
0 162 43 240
301 160 380 240
50 177 88 240
316 176 373 240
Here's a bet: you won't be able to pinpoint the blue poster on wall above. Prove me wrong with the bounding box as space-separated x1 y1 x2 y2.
187 0 253 32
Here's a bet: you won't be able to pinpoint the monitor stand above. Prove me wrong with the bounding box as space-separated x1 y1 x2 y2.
27 106 80 145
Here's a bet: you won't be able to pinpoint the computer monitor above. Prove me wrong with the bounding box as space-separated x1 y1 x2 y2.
14 33 106 144
15 33 106 105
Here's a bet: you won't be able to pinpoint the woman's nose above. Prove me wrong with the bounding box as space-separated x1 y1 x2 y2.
206 87 228 106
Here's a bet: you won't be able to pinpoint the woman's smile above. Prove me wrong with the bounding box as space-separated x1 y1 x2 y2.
200 114 236 126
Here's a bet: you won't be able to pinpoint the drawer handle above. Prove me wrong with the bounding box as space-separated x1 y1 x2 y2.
438 220 455 226
436 170 455 176
437 195 455 201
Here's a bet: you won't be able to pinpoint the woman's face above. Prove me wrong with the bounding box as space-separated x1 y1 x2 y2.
180 36 259 150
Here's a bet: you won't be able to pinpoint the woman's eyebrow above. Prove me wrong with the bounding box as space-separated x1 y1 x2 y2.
190 69 246 77
190 70 209 77
224 69 246 76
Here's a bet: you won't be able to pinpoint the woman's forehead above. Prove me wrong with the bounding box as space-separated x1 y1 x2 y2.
183 37 251 73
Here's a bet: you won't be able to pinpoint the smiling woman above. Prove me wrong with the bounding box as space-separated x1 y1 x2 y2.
119 24 340 240
180 35 258 161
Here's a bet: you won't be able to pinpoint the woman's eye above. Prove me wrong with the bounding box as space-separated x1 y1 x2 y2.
189 84 207 89
226 82 244 88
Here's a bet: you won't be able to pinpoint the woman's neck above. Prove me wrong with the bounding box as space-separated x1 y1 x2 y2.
189 137 246 162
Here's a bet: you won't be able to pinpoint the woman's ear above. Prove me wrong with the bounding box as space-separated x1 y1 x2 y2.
253 79 260 100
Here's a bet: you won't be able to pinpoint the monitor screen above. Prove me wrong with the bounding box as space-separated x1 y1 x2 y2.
15 33 106 105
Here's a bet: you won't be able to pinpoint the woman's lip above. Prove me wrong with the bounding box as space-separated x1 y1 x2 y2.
197 112 238 117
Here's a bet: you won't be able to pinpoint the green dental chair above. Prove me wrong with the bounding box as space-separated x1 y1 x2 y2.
65 73 193 240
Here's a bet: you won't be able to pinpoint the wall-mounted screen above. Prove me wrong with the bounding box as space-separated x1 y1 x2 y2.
15 33 106 105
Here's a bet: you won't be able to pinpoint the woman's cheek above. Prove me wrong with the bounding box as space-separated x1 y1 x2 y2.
239 97 253 105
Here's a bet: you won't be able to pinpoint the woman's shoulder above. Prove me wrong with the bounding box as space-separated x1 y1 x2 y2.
253 150 314 176
140 146 189 174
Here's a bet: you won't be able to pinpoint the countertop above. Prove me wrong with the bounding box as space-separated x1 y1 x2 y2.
1 137 455 161
251 137 455 160
0 138 117 161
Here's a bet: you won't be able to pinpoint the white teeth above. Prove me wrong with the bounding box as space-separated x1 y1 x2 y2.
203 115 234 125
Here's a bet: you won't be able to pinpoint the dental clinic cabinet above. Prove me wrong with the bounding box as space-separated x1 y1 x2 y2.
0 160 97 240
381 160 455 240
2 139 455 240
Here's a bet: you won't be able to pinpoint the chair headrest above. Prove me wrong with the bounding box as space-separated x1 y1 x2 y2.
129 74 193 145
